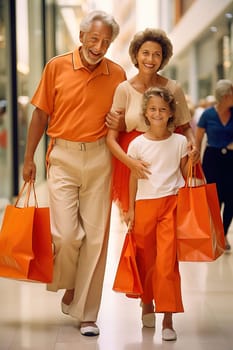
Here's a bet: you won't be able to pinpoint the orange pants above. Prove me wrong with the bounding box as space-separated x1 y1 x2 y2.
133 195 184 313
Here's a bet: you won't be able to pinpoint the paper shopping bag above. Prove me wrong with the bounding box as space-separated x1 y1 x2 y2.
176 160 225 261
113 232 143 297
0 182 53 282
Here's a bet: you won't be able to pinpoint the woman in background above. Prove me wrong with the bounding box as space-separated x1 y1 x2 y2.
196 79 233 252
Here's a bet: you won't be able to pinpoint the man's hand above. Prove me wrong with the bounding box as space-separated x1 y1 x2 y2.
105 110 126 131
23 158 36 182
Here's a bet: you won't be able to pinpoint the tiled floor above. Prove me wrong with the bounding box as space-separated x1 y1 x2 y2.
0 182 233 350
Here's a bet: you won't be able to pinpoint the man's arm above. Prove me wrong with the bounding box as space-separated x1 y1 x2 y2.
23 107 48 182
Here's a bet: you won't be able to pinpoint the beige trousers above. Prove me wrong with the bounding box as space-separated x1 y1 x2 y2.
46 137 112 322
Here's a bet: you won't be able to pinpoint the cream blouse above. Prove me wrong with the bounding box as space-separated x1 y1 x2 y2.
111 79 191 132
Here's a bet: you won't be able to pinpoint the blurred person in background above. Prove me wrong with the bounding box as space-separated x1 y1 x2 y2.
191 98 207 132
191 96 216 133
196 79 233 252
22 10 126 337
106 27 199 333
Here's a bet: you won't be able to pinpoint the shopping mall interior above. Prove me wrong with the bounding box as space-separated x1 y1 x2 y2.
0 1 233 349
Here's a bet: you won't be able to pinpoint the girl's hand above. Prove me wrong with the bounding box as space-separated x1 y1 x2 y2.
124 209 135 231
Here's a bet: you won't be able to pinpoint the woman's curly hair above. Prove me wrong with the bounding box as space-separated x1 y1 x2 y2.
129 28 173 70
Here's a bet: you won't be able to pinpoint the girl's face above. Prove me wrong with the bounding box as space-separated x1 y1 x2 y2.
136 41 163 74
145 95 172 126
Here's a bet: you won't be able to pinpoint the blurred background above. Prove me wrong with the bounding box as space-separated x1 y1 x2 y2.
0 0 233 203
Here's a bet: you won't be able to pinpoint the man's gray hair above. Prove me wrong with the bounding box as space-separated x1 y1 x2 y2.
80 10 120 42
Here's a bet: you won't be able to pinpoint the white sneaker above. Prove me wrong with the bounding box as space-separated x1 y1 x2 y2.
225 237 231 253
142 313 156 328
61 302 69 315
162 328 177 341
80 323 99 336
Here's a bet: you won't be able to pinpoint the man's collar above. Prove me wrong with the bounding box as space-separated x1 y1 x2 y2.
72 47 110 75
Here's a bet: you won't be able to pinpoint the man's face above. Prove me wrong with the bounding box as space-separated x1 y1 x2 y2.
79 20 112 68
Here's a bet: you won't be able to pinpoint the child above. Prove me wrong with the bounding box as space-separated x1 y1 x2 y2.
125 87 190 341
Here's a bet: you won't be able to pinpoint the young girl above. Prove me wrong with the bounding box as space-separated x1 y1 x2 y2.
125 87 190 341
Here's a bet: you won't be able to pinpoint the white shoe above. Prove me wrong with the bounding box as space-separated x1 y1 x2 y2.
142 313 155 328
162 328 177 341
61 302 69 315
225 237 231 253
80 323 99 336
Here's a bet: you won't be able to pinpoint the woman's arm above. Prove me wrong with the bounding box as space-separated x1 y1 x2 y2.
178 122 200 163
106 129 151 179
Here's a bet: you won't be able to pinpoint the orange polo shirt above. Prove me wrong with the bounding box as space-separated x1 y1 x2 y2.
31 47 126 142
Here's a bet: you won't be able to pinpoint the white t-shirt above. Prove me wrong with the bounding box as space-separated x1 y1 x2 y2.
127 133 187 200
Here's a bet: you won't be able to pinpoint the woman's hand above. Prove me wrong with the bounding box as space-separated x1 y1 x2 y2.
187 141 200 164
129 158 151 179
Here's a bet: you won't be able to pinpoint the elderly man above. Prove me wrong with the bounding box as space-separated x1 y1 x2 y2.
23 10 126 336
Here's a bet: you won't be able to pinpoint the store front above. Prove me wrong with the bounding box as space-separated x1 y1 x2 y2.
0 0 85 202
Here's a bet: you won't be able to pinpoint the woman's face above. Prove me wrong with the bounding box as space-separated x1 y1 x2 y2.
136 41 163 74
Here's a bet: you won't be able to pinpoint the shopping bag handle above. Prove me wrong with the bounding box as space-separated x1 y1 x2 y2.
14 181 38 208
185 159 206 188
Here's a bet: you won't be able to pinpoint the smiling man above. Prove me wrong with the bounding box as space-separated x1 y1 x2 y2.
22 10 126 336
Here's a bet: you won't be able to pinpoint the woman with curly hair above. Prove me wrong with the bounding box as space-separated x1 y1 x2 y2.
107 28 198 213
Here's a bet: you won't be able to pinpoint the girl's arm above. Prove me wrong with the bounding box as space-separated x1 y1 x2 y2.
124 172 138 230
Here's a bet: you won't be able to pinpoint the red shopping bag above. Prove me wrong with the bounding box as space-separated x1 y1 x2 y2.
0 182 53 282
176 160 225 261
113 232 143 297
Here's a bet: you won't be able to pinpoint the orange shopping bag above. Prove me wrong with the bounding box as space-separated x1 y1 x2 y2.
113 232 143 297
176 160 225 261
0 182 53 282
